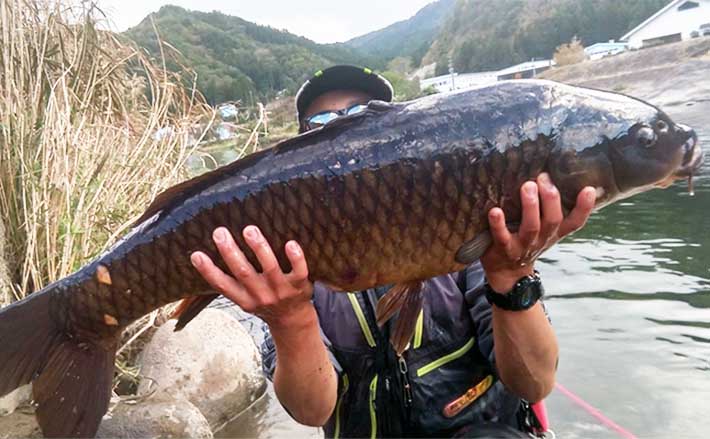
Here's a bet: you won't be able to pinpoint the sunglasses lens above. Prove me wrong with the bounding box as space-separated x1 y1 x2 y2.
306 112 338 129
346 104 367 115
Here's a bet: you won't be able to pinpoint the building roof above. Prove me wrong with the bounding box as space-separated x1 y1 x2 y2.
496 60 555 76
419 71 498 85
584 42 629 50
620 0 685 41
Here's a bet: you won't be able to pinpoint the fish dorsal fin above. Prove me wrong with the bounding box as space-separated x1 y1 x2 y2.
133 171 219 226
132 149 268 227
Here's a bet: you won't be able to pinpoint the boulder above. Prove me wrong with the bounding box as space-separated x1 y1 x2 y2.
0 384 31 416
97 398 212 439
137 308 265 429
0 410 41 439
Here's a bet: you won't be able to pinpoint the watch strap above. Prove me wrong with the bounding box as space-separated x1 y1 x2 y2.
484 271 544 311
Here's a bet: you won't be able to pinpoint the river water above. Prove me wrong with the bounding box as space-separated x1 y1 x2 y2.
208 101 709 439
541 101 710 439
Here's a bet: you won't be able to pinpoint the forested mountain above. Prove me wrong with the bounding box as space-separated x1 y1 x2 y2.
125 1 671 104
424 0 669 75
125 5 381 105
345 0 456 66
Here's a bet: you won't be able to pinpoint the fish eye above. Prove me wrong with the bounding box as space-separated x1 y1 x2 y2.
636 127 656 147
655 120 668 133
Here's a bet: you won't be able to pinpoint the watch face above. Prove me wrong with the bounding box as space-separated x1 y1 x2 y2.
520 288 535 308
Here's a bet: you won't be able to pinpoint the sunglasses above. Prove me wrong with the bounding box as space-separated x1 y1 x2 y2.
303 103 368 131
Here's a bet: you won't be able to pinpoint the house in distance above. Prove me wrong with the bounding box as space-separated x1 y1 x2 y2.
621 0 710 48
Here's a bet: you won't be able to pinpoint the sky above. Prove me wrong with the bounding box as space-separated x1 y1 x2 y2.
99 0 436 43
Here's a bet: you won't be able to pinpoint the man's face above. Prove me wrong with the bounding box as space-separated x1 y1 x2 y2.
302 89 373 133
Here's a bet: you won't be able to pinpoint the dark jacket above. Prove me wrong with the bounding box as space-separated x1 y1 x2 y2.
262 262 526 438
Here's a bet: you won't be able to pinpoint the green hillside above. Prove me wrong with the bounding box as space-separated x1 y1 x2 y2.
424 0 669 75
125 5 382 105
345 0 455 65
125 1 672 104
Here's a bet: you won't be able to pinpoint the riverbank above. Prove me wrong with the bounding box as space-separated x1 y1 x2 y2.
540 38 710 106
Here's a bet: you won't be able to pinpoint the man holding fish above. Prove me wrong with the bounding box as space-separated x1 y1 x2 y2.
191 65 597 437
1 62 700 438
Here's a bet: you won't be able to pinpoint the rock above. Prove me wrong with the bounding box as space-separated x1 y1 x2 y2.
0 410 41 439
97 398 212 439
0 384 31 416
0 396 214 439
137 308 265 429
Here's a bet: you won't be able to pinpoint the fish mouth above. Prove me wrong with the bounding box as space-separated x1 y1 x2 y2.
655 128 704 193
676 137 704 178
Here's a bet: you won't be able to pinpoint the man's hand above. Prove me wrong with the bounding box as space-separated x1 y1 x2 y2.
481 173 596 292
481 173 595 401
190 225 314 330
191 226 336 426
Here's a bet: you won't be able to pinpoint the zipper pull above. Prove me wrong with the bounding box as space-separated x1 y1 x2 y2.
398 356 413 407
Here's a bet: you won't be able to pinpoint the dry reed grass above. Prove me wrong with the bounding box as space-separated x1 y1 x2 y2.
0 0 215 306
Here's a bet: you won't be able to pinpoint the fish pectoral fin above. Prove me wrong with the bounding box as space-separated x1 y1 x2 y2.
172 294 220 331
455 231 492 265
455 222 521 265
390 282 425 356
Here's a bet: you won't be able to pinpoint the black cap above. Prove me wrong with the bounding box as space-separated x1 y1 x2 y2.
295 65 394 125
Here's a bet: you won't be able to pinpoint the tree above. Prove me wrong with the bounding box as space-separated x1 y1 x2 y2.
380 71 421 101
553 36 585 66
387 56 413 75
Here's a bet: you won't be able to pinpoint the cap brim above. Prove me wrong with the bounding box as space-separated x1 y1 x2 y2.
296 65 393 123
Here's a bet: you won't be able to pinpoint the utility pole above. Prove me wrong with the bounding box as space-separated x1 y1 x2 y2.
448 54 456 91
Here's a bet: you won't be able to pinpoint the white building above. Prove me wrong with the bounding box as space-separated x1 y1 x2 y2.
419 71 498 93
418 60 555 93
495 60 555 80
584 41 629 60
621 0 710 49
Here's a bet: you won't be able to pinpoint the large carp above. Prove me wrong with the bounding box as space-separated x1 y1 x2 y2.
0 80 703 437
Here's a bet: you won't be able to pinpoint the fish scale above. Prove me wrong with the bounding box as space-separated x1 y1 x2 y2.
0 80 702 438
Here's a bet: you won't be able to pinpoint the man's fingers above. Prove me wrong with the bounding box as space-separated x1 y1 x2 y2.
284 241 310 289
518 181 541 249
559 187 596 237
537 173 563 239
243 225 287 287
212 227 264 294
488 208 514 257
190 251 253 308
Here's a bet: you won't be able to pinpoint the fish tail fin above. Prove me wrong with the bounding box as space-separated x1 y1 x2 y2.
33 336 117 437
0 288 117 437
0 290 59 397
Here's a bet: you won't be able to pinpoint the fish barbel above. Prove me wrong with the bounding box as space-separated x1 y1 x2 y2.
0 80 703 437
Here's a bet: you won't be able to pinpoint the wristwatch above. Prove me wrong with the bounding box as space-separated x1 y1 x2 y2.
484 271 544 311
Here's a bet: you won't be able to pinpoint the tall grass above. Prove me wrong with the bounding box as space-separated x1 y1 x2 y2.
0 0 214 305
